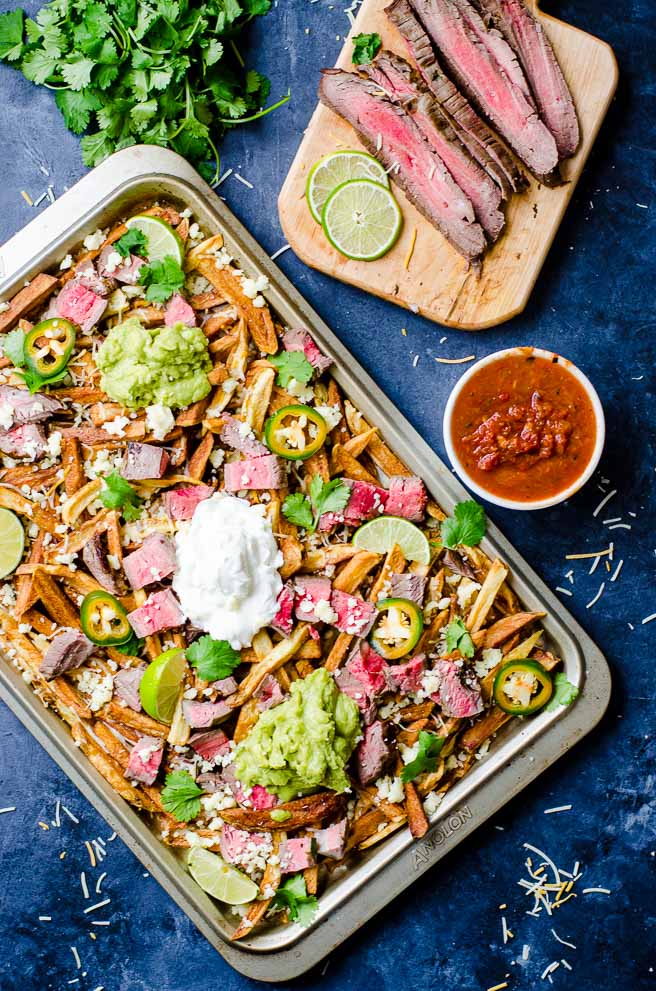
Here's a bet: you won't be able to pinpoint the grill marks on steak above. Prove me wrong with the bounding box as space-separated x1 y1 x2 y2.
362 51 505 240
319 69 486 262
386 0 525 197
472 0 579 158
405 0 560 183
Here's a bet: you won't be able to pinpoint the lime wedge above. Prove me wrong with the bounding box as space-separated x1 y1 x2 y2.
306 150 390 224
125 214 184 265
322 179 402 261
0 509 25 579
139 648 186 723
187 848 259 904
353 516 431 565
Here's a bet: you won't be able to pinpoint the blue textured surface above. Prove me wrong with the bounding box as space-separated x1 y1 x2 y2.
0 1 654 989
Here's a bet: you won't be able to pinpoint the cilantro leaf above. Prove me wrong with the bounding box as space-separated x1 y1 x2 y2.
19 364 70 394
444 618 475 659
114 228 148 259
282 476 350 533
2 328 26 368
441 500 486 549
281 491 314 530
61 56 95 91
138 255 186 304
352 32 382 65
0 9 25 61
544 672 579 712
401 730 445 784
99 471 143 521
271 874 318 927
55 89 100 134
112 631 144 657
269 351 314 390
186 636 240 682
161 770 203 822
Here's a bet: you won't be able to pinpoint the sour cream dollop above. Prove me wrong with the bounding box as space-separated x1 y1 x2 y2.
173 493 283 649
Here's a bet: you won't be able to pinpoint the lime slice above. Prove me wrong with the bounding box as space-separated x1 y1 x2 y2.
306 150 390 224
322 179 403 261
139 648 186 723
0 509 25 579
125 214 184 265
187 848 259 904
353 515 431 565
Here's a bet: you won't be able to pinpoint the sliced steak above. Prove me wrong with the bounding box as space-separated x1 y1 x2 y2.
72 258 114 297
125 736 164 785
0 423 46 459
122 441 169 481
319 69 486 262
182 698 232 729
386 475 427 521
220 825 269 866
334 667 377 725
442 547 478 579
388 653 426 694
113 663 147 711
389 572 427 605
123 533 177 590
223 454 285 491
55 281 107 332
279 836 316 873
363 51 505 239
356 720 396 785
271 583 295 636
472 0 579 157
386 0 525 195
346 641 391 697
219 414 268 458
163 484 213 520
39 629 94 680
82 533 122 595
0 385 63 425
254 673 286 711
189 728 231 762
330 589 377 637
430 659 483 717
97 245 146 285
282 328 333 374
311 818 348 859
165 293 197 327
127 589 184 637
294 576 332 623
405 0 559 182
319 478 388 531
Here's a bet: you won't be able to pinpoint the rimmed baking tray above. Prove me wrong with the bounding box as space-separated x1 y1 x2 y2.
0 147 611 982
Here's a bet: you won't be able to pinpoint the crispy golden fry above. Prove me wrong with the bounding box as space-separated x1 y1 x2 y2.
184 233 225 269
197 257 277 354
176 397 211 427
359 818 406 849
229 625 310 707
301 544 360 571
188 432 215 481
33 571 81 628
243 365 276 433
101 700 169 738
231 832 284 941
61 478 103 526
0 486 59 532
473 611 545 649
332 550 380 593
467 560 509 633
71 722 159 812
222 792 346 833
340 426 378 460
233 696 261 743
330 445 379 484
404 781 429 838
0 273 58 332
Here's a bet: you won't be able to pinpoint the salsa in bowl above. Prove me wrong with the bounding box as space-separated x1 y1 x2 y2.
443 348 605 510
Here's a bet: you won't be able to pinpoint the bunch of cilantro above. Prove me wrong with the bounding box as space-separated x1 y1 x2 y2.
0 0 289 182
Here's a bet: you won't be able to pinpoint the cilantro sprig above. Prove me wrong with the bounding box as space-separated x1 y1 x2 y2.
99 471 143 522
441 500 486 549
113 631 144 657
0 0 289 183
186 636 240 683
444 618 475 659
269 351 314 389
271 874 319 927
352 32 382 65
2 328 70 393
138 256 186 305
283 475 350 533
401 731 445 784
544 673 579 712
114 229 148 259
161 770 203 823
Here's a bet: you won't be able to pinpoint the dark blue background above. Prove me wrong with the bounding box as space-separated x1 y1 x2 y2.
0 2 654 989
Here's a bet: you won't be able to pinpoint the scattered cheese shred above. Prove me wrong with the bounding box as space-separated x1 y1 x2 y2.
84 841 96 868
486 983 508 991
435 355 476 365
404 227 417 270
581 887 611 895
592 489 617 517
565 548 612 560
585 582 605 609
544 805 572 814
20 190 33 206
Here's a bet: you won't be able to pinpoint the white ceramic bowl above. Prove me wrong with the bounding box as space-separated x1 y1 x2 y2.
442 347 605 511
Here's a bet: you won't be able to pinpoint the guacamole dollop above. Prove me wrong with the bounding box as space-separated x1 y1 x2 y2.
95 316 211 409
234 668 360 801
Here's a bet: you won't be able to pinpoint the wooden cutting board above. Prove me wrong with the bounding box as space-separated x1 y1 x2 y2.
278 1 617 330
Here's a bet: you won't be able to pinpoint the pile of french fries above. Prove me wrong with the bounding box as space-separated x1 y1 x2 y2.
0 201 560 938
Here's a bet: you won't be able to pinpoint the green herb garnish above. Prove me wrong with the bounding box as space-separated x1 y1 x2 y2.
352 32 382 65
186 635 240 683
3 327 70 393
401 730 445 784
444 618 475 659
112 631 144 657
269 351 314 389
114 229 148 259
99 471 143 522
544 672 579 712
138 256 186 305
283 475 350 533
441 499 486 549
0 0 290 183
271 874 318 927
161 770 204 823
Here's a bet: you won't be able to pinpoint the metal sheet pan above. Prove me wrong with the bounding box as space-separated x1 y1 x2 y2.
0 148 611 982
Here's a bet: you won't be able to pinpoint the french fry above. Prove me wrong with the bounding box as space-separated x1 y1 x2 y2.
243 365 275 433
228 625 310 707
196 257 277 354
231 832 284 941
221 791 345 832
101 700 169 738
0 273 58 333
467 560 509 633
71 722 159 812
0 486 59 532
404 780 429 838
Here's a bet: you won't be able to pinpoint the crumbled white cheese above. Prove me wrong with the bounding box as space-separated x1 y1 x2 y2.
0 301 9 314
399 741 419 765
103 415 130 438
200 789 237 813
474 647 503 679
145 404 175 441
59 254 73 270
0 402 13 431
209 448 225 470
286 378 314 403
83 229 105 251
456 577 481 610
375 775 405 805
47 431 62 459
76 669 113 711
314 598 338 625
314 404 342 431
423 791 444 816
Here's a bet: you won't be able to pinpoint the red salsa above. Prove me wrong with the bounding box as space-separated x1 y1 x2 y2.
451 353 598 502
